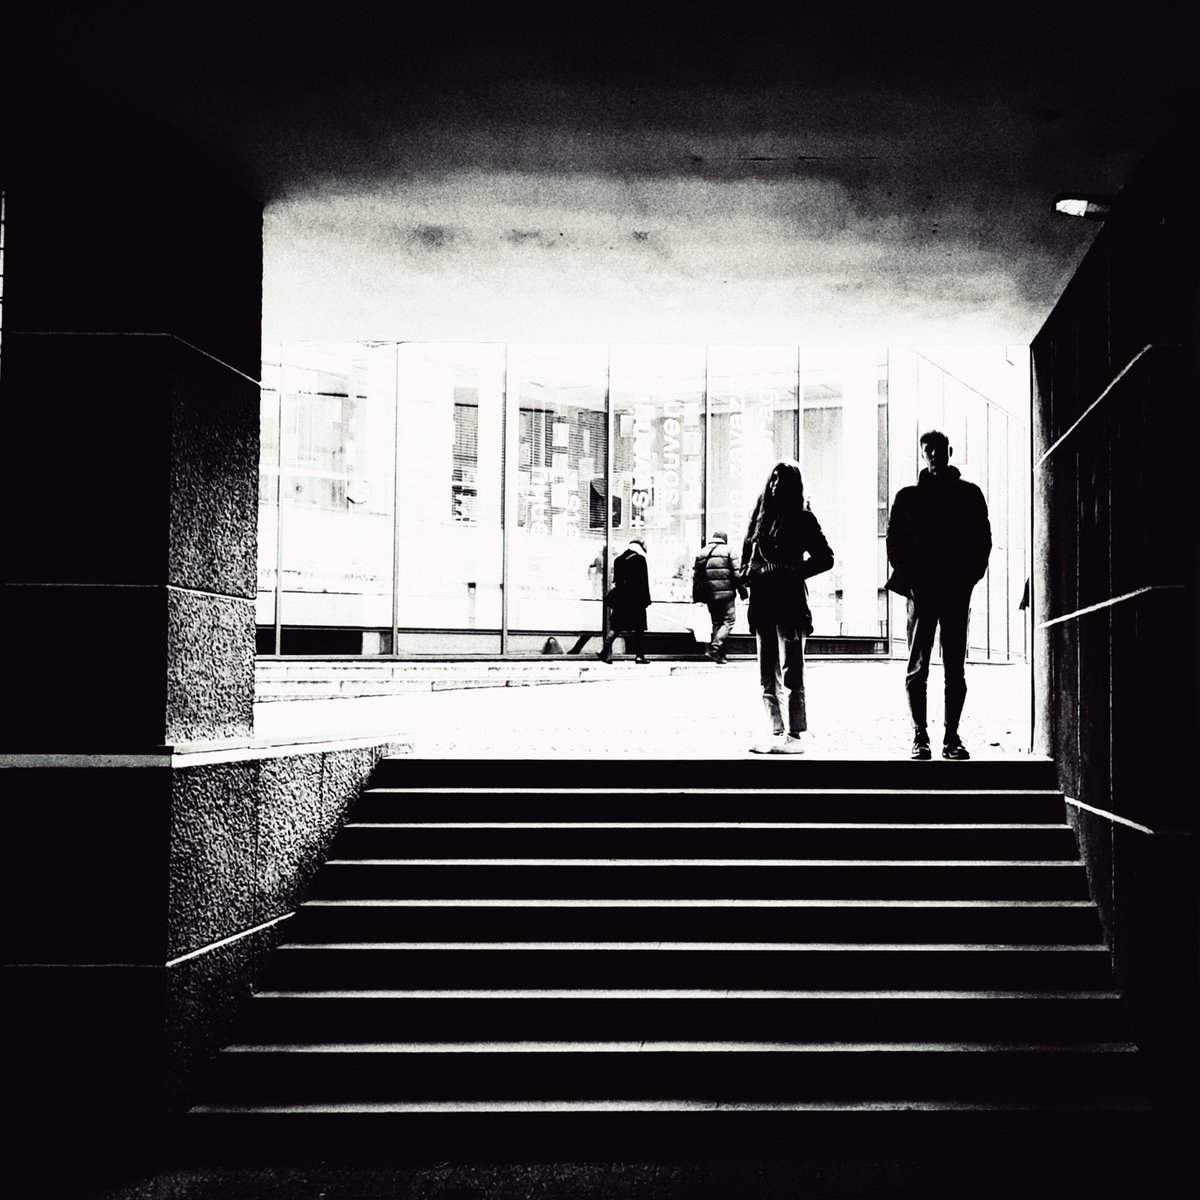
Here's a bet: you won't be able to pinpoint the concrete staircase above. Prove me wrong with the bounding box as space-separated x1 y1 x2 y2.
188 756 1149 1158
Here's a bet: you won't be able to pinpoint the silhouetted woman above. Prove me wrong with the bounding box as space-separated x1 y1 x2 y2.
597 537 652 664
741 460 835 753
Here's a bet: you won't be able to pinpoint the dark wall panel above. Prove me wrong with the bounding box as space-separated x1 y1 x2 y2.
1031 131 1199 1109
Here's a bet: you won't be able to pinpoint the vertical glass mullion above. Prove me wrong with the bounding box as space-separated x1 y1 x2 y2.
883 347 891 650
794 345 802 462
603 344 613 642
272 380 284 657
1004 415 1011 661
702 345 710 546
985 407 992 660
500 344 511 656
390 343 402 657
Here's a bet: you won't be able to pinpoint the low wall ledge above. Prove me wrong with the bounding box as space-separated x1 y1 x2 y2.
0 734 413 770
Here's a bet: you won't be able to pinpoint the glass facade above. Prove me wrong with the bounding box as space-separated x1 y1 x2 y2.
886 347 1029 662
258 342 1028 659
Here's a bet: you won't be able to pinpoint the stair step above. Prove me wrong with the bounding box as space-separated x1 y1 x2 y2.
261 943 1115 989
201 1040 1143 1102
192 1097 1151 1114
190 755 1145 1131
181 1098 1153 1164
369 759 1060 791
309 859 1091 900
288 898 1103 944
332 823 1078 861
352 789 1067 824
237 989 1128 1041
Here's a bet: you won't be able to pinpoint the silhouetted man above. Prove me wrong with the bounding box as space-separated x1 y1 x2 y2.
886 430 991 760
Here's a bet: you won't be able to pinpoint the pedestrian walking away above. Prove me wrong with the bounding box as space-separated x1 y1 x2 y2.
741 461 835 754
691 530 747 664
885 429 992 760
597 537 652 663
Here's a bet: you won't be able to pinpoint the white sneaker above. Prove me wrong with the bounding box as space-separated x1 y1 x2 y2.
774 734 806 754
750 732 788 754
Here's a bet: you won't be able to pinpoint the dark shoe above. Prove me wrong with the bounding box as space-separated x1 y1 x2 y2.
714 654 728 665
595 650 612 664
635 655 649 664
942 739 971 760
910 738 932 761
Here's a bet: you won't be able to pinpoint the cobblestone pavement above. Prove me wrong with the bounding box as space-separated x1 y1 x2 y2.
361 659 1034 760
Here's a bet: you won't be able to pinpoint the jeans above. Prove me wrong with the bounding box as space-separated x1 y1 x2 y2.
757 624 807 736
708 598 736 656
905 591 971 742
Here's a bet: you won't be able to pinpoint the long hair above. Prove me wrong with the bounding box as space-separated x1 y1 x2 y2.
749 459 806 559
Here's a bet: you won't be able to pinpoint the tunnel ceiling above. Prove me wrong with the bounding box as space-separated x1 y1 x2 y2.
10 2 1200 346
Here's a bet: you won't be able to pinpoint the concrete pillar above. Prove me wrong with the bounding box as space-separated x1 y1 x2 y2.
0 78 266 1172
1 93 261 753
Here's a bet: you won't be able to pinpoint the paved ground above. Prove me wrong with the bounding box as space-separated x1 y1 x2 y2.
259 659 1034 761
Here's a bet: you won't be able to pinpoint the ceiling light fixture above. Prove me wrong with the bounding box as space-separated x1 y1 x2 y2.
1053 193 1114 219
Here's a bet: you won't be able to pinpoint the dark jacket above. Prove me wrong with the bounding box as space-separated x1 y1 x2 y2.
885 466 991 598
692 538 746 605
607 546 651 631
740 503 835 639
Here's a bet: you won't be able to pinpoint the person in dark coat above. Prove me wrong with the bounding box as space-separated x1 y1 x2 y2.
597 537 652 663
885 429 992 760
741 461 835 753
692 530 747 664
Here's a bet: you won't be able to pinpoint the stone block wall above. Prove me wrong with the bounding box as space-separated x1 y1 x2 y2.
1031 138 1199 1106
3 739 405 1141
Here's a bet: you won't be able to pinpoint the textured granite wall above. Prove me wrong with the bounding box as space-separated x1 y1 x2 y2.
3 740 405 1143
1030 136 1199 1106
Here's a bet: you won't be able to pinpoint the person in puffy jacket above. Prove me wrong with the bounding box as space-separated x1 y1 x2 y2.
885 429 992 760
741 460 835 754
692 531 747 664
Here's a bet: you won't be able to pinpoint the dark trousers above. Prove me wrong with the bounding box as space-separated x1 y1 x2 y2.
905 590 971 742
600 628 645 659
707 598 736 656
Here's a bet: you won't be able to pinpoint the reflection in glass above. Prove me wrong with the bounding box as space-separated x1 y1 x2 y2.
988 404 1009 659
707 346 798 543
257 349 283 644
257 341 1027 661
610 345 707 631
277 343 397 653
800 348 885 637
395 344 504 653
505 345 608 645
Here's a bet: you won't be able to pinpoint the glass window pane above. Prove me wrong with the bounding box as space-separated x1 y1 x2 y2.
610 345 707 632
707 345 798 535
988 407 1009 659
706 346 798 636
916 355 945 448
256 343 283 646
506 344 609 646
395 344 504 653
277 342 397 655
1010 415 1029 660
800 348 883 638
